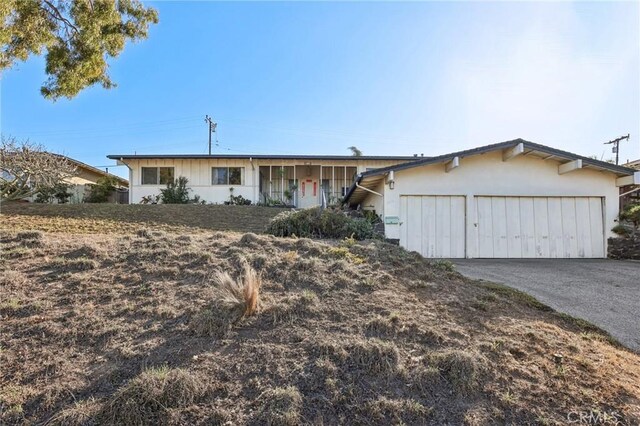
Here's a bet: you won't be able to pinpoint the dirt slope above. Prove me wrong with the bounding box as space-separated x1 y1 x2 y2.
1 229 639 425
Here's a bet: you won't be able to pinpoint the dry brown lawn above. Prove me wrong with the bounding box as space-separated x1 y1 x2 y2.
0 223 639 425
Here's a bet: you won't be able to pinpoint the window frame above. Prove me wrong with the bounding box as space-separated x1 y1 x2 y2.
211 166 244 185
141 166 175 185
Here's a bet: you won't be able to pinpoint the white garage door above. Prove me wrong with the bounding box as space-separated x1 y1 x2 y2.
400 195 466 258
475 196 604 258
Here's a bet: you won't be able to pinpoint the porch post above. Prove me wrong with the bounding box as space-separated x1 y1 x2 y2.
293 165 297 207
332 166 335 201
319 165 323 205
269 165 272 199
343 166 347 197
281 163 284 202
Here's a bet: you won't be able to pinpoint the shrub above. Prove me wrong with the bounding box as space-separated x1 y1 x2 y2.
225 194 252 205
85 176 118 203
35 182 72 204
191 264 262 337
160 176 191 204
619 202 640 229
266 207 378 240
100 367 206 425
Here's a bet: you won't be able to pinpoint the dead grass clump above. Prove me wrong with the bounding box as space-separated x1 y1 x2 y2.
430 349 486 392
136 228 152 238
100 366 206 425
239 232 260 245
49 398 101 426
254 386 302 426
365 315 400 337
346 339 400 374
364 396 431 424
50 256 98 271
191 264 262 337
268 290 318 324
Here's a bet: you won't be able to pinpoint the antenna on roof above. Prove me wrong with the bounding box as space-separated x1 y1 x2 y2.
604 133 630 165
205 115 217 155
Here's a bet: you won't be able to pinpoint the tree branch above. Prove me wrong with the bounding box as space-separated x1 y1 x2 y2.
41 0 79 35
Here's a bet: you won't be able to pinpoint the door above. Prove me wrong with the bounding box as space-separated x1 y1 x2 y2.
400 195 466 258
298 178 318 208
475 196 604 258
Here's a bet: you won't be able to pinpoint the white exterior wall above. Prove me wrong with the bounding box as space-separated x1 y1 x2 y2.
124 158 407 205
362 151 620 258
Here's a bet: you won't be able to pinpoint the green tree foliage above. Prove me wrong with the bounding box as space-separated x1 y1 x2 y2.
620 202 640 229
0 0 158 100
348 146 363 157
160 176 191 204
85 175 118 203
35 182 72 203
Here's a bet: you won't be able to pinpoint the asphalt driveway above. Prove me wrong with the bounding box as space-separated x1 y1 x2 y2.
453 259 640 352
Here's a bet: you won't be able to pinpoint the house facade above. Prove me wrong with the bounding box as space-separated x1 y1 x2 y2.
344 139 640 259
106 154 418 206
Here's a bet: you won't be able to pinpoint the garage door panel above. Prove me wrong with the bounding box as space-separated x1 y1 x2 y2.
405 196 423 253
476 196 604 259
477 197 493 258
450 197 466 258
561 197 578 258
533 198 550 258
589 198 605 257
547 197 563 258
519 197 536 258
400 195 466 258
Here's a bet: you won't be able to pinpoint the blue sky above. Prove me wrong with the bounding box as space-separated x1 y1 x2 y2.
2 1 639 179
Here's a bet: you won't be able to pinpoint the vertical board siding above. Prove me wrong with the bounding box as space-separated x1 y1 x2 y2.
400 195 466 258
475 196 604 258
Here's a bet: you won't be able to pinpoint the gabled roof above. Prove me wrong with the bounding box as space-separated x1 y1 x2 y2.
624 159 640 170
107 153 420 161
54 154 129 187
344 138 638 205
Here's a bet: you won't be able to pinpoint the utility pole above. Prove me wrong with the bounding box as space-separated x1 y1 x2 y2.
204 115 217 155
604 134 630 165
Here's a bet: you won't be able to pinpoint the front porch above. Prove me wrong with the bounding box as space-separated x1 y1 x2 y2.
258 164 358 207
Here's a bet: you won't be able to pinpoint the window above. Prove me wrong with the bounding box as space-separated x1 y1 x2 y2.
212 167 243 185
141 167 174 185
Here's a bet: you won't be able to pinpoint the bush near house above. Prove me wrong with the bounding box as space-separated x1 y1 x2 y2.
160 176 192 204
266 207 379 240
85 176 119 203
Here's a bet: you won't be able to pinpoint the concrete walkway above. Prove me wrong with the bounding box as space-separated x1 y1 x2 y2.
453 259 640 352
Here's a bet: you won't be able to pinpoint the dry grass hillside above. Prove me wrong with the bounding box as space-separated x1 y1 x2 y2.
1 223 639 425
0 203 287 234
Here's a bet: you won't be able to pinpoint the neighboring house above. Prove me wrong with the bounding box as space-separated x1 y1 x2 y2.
344 139 640 259
31 155 129 203
106 154 419 206
620 159 640 208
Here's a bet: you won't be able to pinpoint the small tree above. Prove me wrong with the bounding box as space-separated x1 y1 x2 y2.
348 146 363 157
160 176 191 204
85 176 118 203
0 136 76 201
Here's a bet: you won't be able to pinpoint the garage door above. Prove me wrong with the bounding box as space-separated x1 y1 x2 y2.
475 196 604 258
400 196 466 258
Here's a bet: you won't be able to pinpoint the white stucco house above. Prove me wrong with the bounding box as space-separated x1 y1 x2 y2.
106 153 419 207
344 139 640 259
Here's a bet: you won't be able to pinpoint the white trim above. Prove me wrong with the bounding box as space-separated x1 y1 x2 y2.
502 142 524 161
558 159 582 175
445 157 459 173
